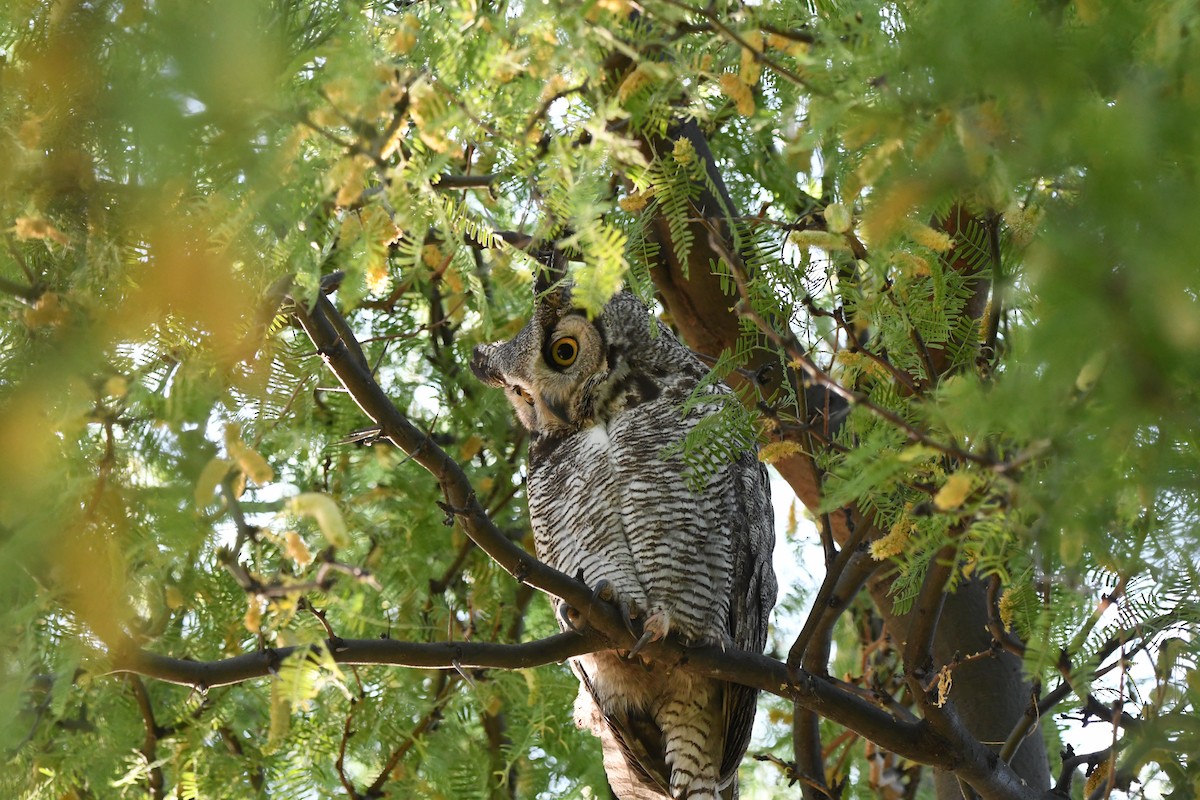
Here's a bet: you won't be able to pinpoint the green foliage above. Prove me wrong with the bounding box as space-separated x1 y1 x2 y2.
2 0 1200 798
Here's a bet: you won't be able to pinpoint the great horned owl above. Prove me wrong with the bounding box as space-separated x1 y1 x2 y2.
471 276 777 800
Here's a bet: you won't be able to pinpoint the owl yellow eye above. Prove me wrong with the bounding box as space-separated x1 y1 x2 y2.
551 336 578 367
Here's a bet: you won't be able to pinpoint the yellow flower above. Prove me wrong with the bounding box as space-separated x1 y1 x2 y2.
719 73 755 116
739 33 764 86
758 440 806 464
998 587 1016 632
789 230 849 252
619 188 654 213
617 63 658 104
672 136 695 164
870 518 913 560
907 223 955 253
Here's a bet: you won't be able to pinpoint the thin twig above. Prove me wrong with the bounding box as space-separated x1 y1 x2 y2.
655 0 823 92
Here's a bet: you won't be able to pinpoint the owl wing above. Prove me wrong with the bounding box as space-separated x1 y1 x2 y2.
583 450 776 797
719 451 778 783
575 664 673 800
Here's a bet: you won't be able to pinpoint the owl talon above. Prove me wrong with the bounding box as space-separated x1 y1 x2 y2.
619 602 637 639
627 628 657 658
557 602 585 634
582 579 639 638
627 610 670 658
590 578 615 603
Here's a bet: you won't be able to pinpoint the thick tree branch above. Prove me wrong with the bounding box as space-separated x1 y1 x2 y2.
113 634 599 689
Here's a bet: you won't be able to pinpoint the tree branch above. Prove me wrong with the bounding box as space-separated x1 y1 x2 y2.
127 676 166 800
112 633 599 690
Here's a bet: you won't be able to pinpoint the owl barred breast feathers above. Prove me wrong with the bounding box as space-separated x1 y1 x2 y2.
471 277 777 800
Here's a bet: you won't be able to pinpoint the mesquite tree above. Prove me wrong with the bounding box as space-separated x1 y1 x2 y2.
1 1 1197 799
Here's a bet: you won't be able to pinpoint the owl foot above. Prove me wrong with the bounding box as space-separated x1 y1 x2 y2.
628 609 671 658
590 579 639 638
557 601 584 633
558 579 638 638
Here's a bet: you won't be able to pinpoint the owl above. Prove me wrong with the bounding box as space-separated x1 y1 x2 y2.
471 275 777 800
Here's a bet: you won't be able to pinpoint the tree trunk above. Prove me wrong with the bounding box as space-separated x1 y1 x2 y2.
641 119 1050 795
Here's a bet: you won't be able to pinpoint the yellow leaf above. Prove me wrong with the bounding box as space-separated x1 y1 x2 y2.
236 448 274 485
1075 351 1108 393
244 596 264 634
758 440 806 464
897 444 939 462
421 243 444 269
333 157 368 208
287 492 350 549
459 434 484 462
225 423 274 485
22 292 67 330
266 681 290 754
389 13 420 54
164 585 184 610
103 375 128 398
284 531 313 568
443 268 464 295
195 457 233 508
522 669 540 707
767 33 809 57
596 0 632 14
1059 527 1083 567
13 215 70 245
933 472 973 511
57 523 132 649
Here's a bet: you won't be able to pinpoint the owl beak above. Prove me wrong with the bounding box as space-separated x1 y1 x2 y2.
470 344 505 387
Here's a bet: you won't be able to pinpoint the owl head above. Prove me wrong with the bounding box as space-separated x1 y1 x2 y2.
471 278 702 436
